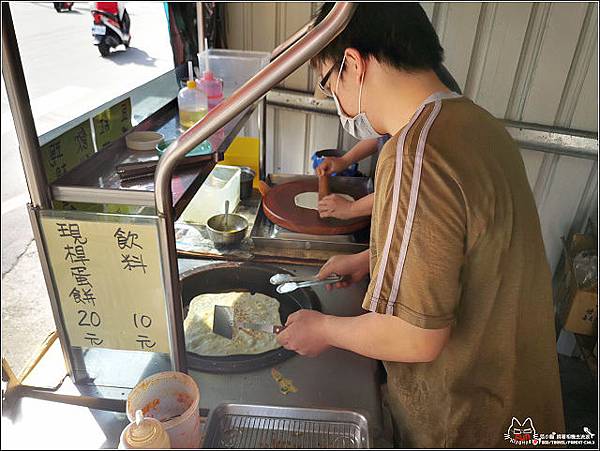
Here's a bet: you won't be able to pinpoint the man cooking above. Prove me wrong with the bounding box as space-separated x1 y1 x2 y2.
316 66 460 221
276 3 565 448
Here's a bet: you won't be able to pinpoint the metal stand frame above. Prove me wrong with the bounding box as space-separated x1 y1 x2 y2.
153 3 356 372
2 3 76 378
2 1 357 376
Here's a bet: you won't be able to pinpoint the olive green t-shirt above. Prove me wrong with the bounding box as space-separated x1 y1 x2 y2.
364 92 565 448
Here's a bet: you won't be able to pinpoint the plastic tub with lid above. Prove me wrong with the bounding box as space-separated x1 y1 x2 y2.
179 165 241 225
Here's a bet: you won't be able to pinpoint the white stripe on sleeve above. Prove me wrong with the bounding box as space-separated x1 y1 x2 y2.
386 99 443 314
369 102 430 311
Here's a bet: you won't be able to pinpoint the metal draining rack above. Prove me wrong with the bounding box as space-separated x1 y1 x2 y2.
202 404 370 449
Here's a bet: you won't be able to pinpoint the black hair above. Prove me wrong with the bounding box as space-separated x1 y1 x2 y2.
311 3 444 72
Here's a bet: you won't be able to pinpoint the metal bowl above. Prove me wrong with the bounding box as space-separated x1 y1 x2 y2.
206 212 248 246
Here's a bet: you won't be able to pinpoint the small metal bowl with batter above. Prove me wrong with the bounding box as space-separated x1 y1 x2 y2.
206 200 248 246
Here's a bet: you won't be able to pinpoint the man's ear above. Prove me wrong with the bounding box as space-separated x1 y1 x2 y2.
343 48 366 84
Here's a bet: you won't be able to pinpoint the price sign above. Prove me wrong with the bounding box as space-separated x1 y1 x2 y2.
40 211 170 353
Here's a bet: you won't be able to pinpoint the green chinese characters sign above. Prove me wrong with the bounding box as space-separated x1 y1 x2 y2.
40 119 95 184
93 98 132 150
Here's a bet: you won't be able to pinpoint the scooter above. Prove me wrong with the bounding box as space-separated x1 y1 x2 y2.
53 2 74 12
91 2 131 57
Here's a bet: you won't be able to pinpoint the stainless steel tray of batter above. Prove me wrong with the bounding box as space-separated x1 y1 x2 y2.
202 403 370 449
250 174 372 252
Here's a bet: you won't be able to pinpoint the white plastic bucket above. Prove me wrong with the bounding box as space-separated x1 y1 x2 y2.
127 372 201 448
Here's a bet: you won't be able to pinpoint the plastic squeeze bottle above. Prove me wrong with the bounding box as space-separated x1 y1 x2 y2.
119 410 171 449
197 40 224 110
178 61 208 130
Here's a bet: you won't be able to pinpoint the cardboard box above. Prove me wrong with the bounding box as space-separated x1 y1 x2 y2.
564 288 598 335
560 234 598 336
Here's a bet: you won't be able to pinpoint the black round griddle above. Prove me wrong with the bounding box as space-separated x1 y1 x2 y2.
180 262 321 373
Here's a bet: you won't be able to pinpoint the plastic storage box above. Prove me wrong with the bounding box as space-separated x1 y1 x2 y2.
197 49 270 98
179 165 241 225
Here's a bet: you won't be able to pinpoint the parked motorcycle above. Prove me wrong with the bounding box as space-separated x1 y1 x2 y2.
91 2 131 57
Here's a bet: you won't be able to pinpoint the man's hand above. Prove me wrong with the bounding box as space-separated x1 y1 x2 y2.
318 251 370 290
316 156 349 176
276 310 331 357
318 194 354 219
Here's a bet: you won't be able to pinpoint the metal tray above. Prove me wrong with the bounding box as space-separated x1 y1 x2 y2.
203 403 370 449
251 208 370 252
250 174 372 252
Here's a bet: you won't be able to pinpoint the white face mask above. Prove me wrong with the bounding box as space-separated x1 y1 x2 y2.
332 55 383 140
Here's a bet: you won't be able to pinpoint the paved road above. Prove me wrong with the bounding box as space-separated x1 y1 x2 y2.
1 1 174 375
2 1 175 274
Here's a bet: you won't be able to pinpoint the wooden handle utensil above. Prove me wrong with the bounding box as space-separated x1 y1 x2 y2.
318 175 330 200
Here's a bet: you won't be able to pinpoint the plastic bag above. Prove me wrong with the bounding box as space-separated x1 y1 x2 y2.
573 249 598 289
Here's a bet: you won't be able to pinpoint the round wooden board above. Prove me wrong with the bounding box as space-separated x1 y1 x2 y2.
261 179 370 235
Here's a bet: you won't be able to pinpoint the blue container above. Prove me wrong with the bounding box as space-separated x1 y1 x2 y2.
311 149 359 177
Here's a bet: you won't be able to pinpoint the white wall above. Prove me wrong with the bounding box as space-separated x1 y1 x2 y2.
224 2 598 273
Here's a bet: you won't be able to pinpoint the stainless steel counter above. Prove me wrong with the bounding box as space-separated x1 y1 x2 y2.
2 393 130 449
3 259 388 448
178 259 386 446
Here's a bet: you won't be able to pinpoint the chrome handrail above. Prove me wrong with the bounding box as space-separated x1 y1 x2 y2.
153 2 356 372
270 18 316 61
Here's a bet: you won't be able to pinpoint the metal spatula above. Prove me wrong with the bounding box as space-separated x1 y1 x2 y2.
212 305 285 340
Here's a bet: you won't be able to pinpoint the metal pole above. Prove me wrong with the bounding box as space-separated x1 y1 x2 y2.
270 19 315 61
2 4 82 379
154 2 356 373
258 98 267 181
196 2 205 51
1 3 51 209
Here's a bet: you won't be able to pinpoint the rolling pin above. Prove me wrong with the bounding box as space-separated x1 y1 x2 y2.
318 175 330 201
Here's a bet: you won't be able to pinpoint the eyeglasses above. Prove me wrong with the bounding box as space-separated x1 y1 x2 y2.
317 62 338 98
